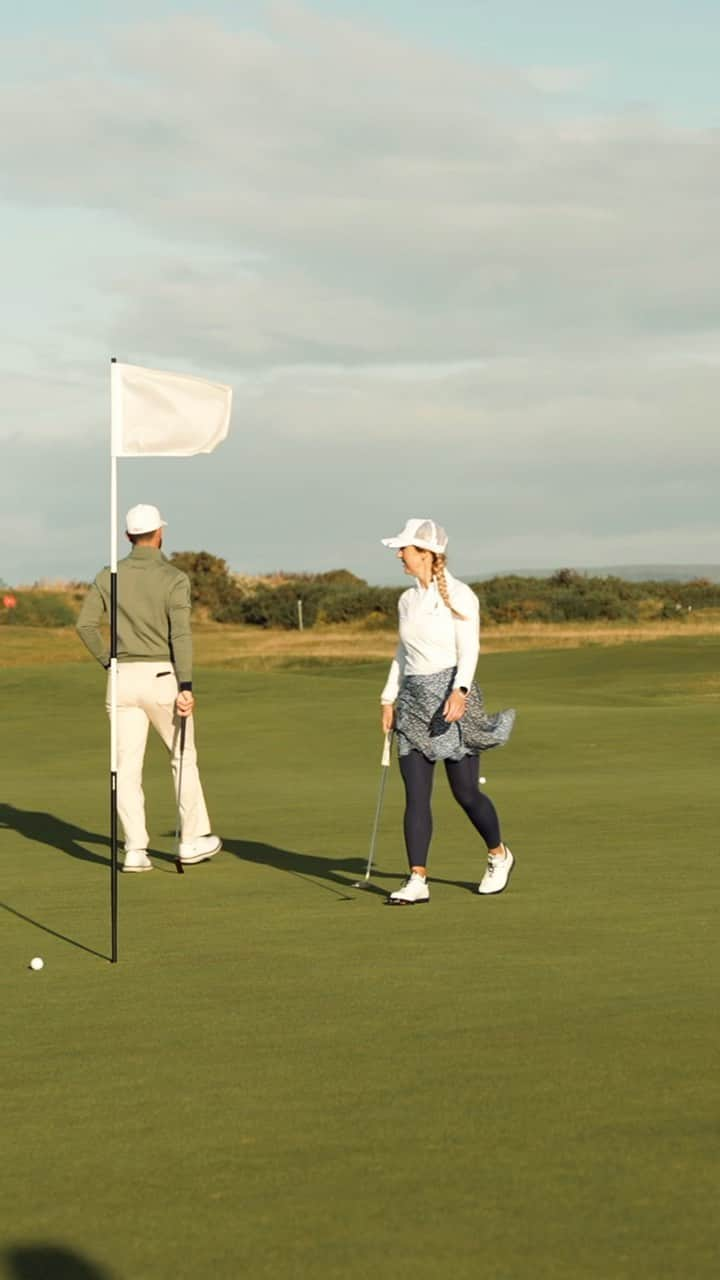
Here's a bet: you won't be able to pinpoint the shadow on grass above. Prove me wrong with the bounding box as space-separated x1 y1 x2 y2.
223 837 393 899
0 802 111 867
1 803 177 960
2 802 478 905
0 803 174 870
223 838 480 898
4 1244 115 1280
0 901 108 961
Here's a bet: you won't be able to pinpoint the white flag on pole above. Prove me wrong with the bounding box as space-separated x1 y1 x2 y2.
111 362 232 457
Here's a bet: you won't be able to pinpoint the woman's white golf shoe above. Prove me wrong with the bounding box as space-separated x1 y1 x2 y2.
478 846 515 895
388 872 430 905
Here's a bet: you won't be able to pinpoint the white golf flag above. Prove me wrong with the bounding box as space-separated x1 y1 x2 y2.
111 361 232 457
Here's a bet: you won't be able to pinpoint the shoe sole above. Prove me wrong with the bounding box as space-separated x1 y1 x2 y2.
386 897 430 906
121 864 153 873
477 855 515 895
178 840 223 866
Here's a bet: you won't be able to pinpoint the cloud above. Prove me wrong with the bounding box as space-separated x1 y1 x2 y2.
0 2 718 578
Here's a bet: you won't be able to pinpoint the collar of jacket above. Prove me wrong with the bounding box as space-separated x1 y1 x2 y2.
129 546 164 562
413 576 440 597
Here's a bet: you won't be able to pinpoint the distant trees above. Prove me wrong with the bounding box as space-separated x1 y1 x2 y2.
4 560 720 629
470 572 720 625
169 551 238 615
0 591 76 627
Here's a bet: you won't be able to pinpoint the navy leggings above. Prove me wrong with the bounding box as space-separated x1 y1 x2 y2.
399 750 501 869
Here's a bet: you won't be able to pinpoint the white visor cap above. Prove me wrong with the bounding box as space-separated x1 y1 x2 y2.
382 518 448 555
126 503 168 535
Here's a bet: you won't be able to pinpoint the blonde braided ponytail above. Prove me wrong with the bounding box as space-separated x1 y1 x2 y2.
432 553 467 620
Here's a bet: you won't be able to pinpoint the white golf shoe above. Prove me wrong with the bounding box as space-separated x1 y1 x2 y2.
178 834 222 865
478 846 515 895
122 849 153 873
388 872 430 905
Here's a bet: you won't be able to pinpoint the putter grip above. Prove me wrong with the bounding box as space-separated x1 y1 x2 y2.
180 717 187 750
381 732 391 768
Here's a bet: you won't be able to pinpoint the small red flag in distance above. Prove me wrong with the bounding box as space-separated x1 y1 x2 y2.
3 594 17 609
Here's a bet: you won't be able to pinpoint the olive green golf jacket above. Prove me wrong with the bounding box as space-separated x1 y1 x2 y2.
76 547 193 684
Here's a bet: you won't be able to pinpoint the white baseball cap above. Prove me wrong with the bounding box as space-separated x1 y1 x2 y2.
125 503 168 535
382 518 448 554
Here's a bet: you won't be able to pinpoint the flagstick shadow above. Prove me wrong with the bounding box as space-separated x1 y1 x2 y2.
0 802 174 957
0 902 109 962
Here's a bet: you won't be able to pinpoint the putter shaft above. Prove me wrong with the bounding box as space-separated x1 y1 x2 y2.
354 732 392 887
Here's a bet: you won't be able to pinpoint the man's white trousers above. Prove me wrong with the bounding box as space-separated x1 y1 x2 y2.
106 662 211 853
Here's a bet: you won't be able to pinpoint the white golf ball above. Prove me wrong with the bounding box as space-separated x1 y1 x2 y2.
479 776 487 785
29 957 44 971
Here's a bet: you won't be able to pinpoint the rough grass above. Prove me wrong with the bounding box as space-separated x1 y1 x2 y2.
3 612 720 669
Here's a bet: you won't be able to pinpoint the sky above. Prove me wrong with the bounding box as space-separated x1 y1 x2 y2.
1 0 719 585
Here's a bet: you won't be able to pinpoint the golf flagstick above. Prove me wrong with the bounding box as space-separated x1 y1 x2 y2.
109 362 119 962
353 731 393 889
107 357 232 957
173 716 187 874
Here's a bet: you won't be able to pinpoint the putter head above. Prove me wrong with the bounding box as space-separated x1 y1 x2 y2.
352 879 371 889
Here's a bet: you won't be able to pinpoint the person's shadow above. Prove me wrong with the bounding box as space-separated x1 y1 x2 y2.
0 801 111 867
222 837 391 898
223 841 477 898
0 802 172 870
4 1244 115 1280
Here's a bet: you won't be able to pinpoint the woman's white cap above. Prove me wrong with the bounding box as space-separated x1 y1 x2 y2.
126 503 168 535
382 518 448 554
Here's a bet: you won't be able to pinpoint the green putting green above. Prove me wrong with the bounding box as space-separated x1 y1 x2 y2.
2 638 718 1279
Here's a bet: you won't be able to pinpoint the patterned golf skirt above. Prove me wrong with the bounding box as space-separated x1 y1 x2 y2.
395 667 515 763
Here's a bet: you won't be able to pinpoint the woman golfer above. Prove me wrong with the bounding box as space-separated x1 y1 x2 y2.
380 518 515 904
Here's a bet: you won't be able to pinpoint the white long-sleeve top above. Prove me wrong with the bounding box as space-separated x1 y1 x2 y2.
380 570 480 704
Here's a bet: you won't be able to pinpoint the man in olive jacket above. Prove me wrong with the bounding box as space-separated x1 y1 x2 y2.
77 503 221 871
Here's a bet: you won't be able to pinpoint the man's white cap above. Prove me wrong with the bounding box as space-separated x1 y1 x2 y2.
382 518 448 554
125 503 167 535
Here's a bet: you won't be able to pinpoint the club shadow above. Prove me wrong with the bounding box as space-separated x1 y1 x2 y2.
222 837 399 899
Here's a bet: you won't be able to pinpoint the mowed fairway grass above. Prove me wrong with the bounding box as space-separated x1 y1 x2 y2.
2 638 718 1280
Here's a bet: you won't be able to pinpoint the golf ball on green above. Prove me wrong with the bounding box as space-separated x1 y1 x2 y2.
29 957 44 971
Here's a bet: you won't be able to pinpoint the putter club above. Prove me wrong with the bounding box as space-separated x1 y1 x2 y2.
174 716 187 874
353 731 392 889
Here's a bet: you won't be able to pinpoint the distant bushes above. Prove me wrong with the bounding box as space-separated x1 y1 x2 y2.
169 551 238 615
3 561 720 629
0 591 76 627
468 569 720 625
177 558 720 629
216 582 324 628
317 586 403 626
211 572 401 630
472 569 640 624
